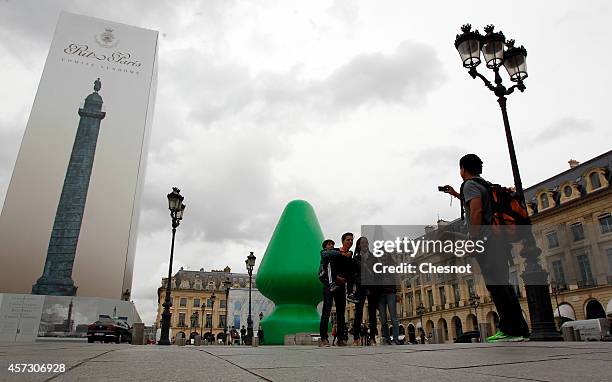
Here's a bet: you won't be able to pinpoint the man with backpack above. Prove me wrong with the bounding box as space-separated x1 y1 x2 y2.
441 154 530 342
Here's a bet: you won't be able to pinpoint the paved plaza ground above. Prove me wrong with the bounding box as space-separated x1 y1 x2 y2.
0 341 611 381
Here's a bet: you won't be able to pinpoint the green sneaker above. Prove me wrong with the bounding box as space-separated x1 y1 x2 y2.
486 331 526 342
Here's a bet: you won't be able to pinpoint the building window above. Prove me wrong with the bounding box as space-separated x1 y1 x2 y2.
192 312 199 327
220 300 226 309
415 290 422 304
563 185 573 197
179 298 187 307
539 193 550 210
466 279 476 298
546 231 559 249
233 315 241 328
205 314 212 328
589 171 602 190
551 260 566 285
219 315 227 329
427 289 434 308
193 298 200 308
599 213 612 234
178 313 186 327
570 222 585 242
607 248 612 274
452 283 461 304
438 286 446 306
407 293 414 316
207 298 214 308
577 253 595 287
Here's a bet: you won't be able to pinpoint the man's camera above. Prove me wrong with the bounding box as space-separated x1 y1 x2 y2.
438 185 449 192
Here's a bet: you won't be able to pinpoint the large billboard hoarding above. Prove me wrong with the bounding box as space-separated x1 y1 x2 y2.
0 12 158 299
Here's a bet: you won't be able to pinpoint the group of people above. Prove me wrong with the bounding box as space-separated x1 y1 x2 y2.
227 325 264 345
317 153 530 347
318 232 401 346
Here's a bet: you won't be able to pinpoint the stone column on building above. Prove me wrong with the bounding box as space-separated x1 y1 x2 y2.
32 78 106 296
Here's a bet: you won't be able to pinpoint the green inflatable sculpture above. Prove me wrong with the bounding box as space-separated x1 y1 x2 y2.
256 200 324 345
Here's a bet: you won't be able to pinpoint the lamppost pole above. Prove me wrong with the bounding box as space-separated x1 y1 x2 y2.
201 305 205 338
245 252 256 345
209 292 216 344
454 24 561 341
158 187 186 346
223 277 231 345
416 303 425 344
551 282 561 329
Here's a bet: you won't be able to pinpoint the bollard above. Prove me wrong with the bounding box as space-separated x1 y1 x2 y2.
131 323 145 345
252 337 259 347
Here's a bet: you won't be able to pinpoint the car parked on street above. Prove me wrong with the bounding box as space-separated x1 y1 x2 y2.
87 318 132 343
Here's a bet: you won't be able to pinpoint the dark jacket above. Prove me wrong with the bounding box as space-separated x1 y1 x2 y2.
320 248 353 282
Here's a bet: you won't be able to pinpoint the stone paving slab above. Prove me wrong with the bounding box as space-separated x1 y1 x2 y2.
0 342 610 381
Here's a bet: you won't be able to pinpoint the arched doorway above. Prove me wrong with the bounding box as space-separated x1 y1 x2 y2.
203 331 213 343
408 324 416 343
585 299 606 319
466 314 478 331
425 320 435 339
437 318 449 342
486 311 499 333
451 316 463 341
553 303 576 328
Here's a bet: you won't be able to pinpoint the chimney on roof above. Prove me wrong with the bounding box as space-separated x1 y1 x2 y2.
199 268 204 272
568 159 579 169
223 266 231 273
424 225 435 234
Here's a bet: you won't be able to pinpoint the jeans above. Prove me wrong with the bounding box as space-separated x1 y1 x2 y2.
366 289 380 341
476 239 529 337
379 292 399 342
319 284 346 341
352 286 366 340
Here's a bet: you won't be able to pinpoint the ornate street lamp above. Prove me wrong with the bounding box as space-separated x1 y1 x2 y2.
158 187 186 346
416 302 425 344
245 251 256 345
223 277 232 345
200 304 205 337
209 291 216 343
469 293 481 336
550 282 562 328
454 24 561 341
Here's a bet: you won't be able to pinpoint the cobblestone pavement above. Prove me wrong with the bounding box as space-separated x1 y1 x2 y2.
1 341 611 381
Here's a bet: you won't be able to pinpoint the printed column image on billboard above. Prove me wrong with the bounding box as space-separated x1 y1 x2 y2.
0 12 158 300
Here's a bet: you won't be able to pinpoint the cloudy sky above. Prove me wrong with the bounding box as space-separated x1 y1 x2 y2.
1 0 610 324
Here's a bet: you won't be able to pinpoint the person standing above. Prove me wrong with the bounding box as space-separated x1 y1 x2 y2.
318 233 353 347
240 325 247 345
348 236 371 345
257 326 264 345
441 153 529 342
379 284 400 345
